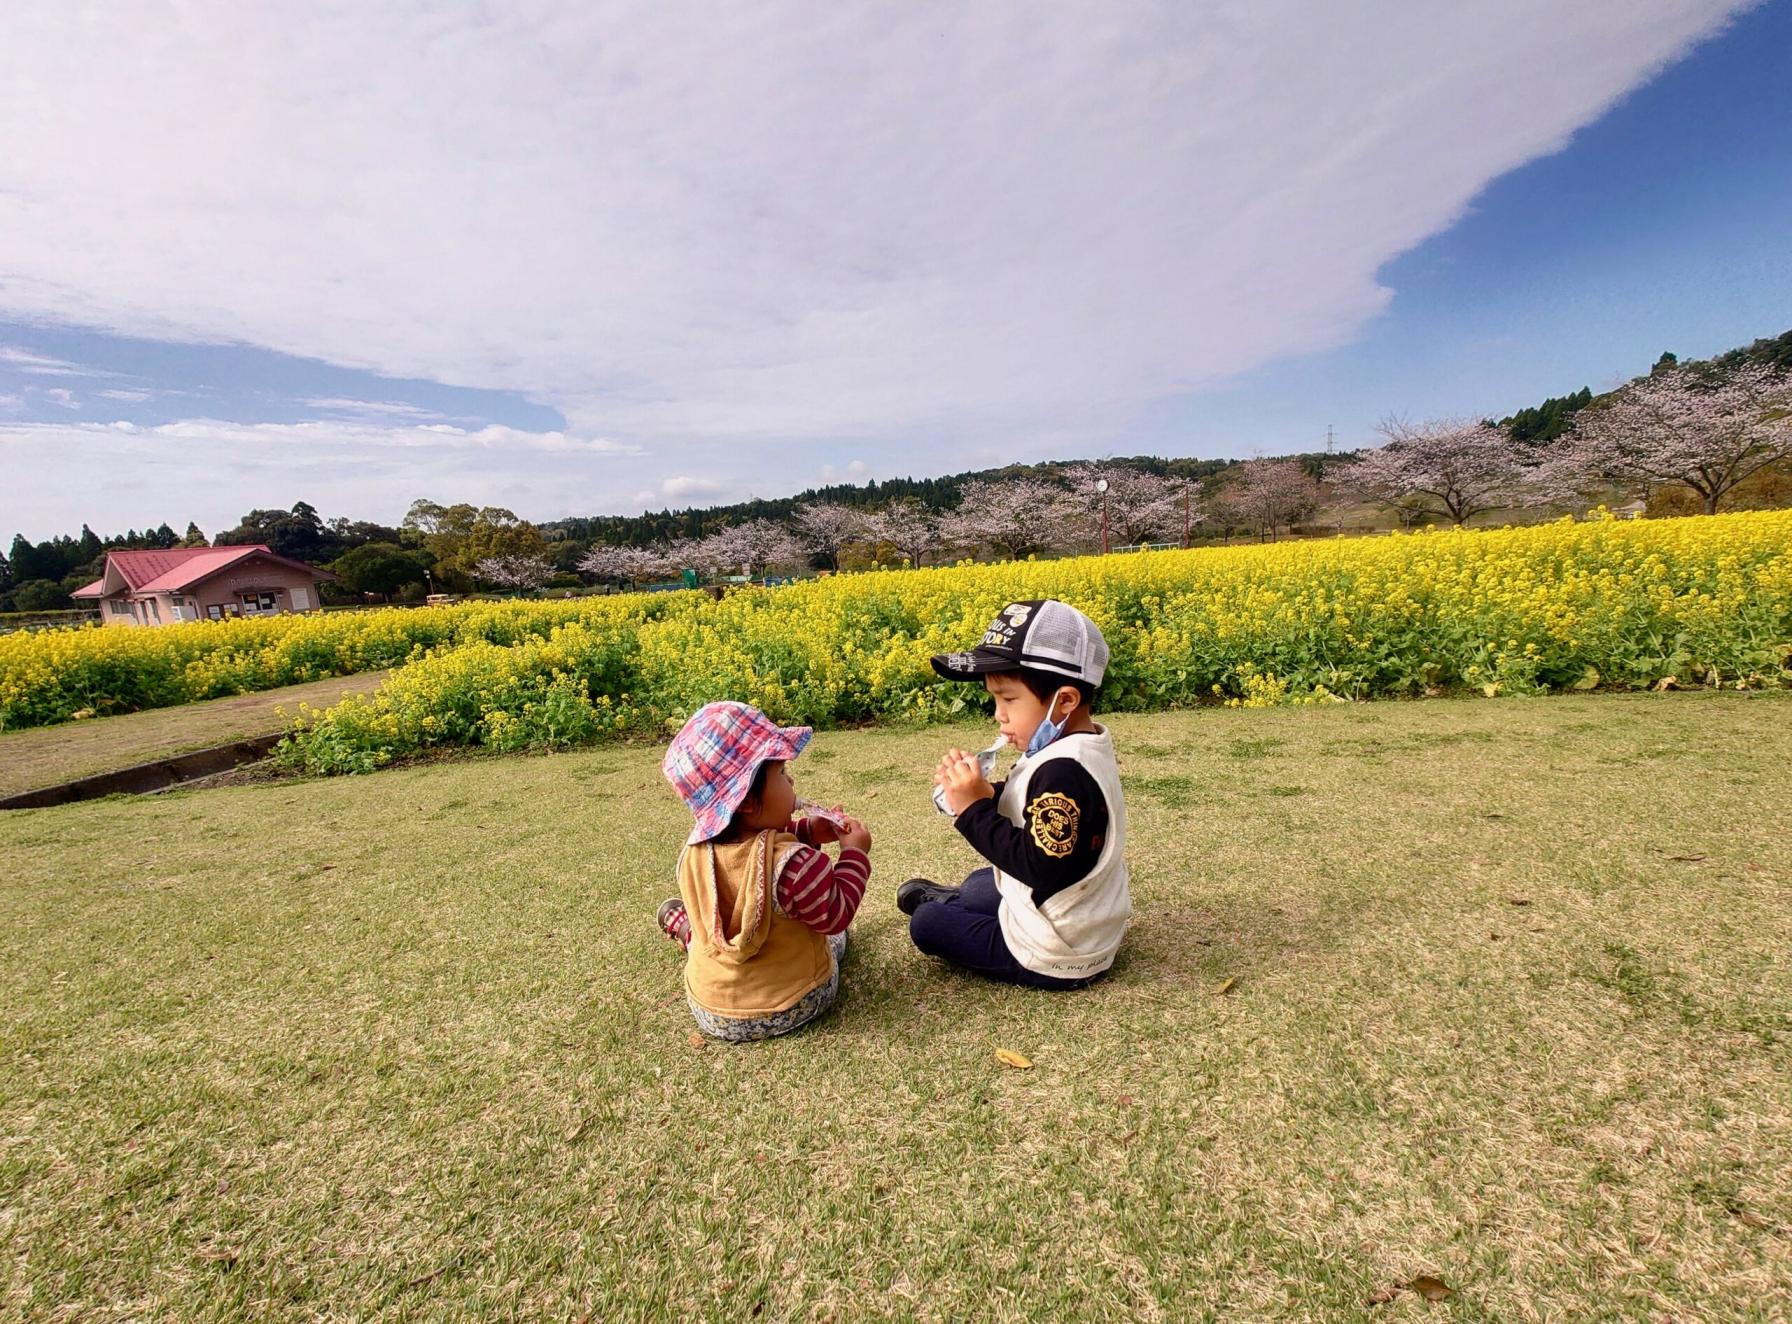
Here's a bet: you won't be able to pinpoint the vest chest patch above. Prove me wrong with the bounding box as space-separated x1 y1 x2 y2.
1027 791 1080 858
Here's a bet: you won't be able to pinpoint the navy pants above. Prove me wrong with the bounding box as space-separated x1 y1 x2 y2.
908 868 1096 990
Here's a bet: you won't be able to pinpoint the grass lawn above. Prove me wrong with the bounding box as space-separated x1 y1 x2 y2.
2 693 1789 1321
0 673 390 800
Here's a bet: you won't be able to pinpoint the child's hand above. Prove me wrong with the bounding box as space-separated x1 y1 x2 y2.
838 814 873 854
800 804 847 844
935 748 995 816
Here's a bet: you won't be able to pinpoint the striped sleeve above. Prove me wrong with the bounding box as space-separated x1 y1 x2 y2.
773 844 870 936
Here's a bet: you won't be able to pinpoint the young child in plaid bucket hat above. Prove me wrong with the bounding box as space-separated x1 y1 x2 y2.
658 701 873 1042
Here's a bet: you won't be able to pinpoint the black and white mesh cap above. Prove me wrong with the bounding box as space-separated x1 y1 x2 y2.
930 599 1110 686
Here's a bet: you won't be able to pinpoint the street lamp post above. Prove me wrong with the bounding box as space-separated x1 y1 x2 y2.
1096 477 1110 555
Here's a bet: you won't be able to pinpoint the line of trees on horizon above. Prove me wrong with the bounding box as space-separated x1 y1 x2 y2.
6 330 1788 613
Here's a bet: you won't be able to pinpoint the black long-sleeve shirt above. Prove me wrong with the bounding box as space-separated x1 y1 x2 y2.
953 760 1110 908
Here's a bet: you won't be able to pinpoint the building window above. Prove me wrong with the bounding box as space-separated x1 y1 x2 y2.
111 600 132 617
240 591 278 614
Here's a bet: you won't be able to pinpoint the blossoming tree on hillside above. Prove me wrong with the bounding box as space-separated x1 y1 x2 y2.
691 520 808 579
1214 459 1324 541
578 543 677 589
865 499 940 567
1545 364 1792 515
938 477 1068 560
473 553 555 592
1346 418 1536 527
789 503 869 571
1057 463 1188 550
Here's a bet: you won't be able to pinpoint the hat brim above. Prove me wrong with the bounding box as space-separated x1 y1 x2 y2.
684 723 813 844
929 648 1017 680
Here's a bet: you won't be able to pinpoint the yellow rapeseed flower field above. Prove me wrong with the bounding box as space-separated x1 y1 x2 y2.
268 510 1792 773
0 596 683 731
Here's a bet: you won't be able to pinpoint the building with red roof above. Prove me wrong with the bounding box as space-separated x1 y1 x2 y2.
72 546 335 626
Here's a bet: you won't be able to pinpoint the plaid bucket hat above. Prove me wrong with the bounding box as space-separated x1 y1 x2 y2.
663 701 813 844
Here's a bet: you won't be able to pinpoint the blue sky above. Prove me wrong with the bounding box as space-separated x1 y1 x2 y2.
2 1 1786 539
1143 0 1792 456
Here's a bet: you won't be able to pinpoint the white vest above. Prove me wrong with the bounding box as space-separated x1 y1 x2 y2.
993 727 1131 979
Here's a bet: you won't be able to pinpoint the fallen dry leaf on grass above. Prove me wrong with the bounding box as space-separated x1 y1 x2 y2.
995 1048 1033 1070
1508 897 1532 907
1366 1284 1403 1305
1668 853 1707 863
1408 1275 1455 1302
687 1032 707 1049
1214 976 1238 996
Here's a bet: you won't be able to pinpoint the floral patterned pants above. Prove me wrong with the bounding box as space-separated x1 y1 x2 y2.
688 932 847 1042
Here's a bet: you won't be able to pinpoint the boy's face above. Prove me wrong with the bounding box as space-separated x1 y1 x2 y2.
983 673 1074 750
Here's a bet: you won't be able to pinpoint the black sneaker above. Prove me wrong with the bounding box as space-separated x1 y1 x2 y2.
897 878 960 916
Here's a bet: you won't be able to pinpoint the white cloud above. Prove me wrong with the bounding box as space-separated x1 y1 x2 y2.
660 476 726 500
45 388 79 410
0 2 1746 521
0 3 1748 544
0 345 97 376
303 396 445 420
98 387 155 402
0 419 643 538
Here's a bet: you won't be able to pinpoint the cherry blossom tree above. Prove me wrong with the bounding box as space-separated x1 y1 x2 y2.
865 499 940 568
691 520 807 579
1057 463 1184 550
1347 417 1548 526
937 477 1068 561
1216 459 1323 541
578 542 677 589
1546 364 1792 515
473 553 555 592
1167 476 1208 547
1346 417 1535 526
789 503 869 571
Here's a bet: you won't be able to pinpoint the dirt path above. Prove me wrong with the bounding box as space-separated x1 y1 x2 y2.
0 671 390 799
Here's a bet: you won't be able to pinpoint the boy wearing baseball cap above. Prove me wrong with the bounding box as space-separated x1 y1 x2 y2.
659 701 873 1041
899 600 1131 988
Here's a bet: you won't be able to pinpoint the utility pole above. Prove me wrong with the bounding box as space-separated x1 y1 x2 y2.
1096 477 1110 555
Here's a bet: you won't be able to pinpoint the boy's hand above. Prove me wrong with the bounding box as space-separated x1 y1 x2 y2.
935 748 995 816
838 814 873 854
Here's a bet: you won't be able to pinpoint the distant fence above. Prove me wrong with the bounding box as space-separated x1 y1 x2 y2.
0 608 99 636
